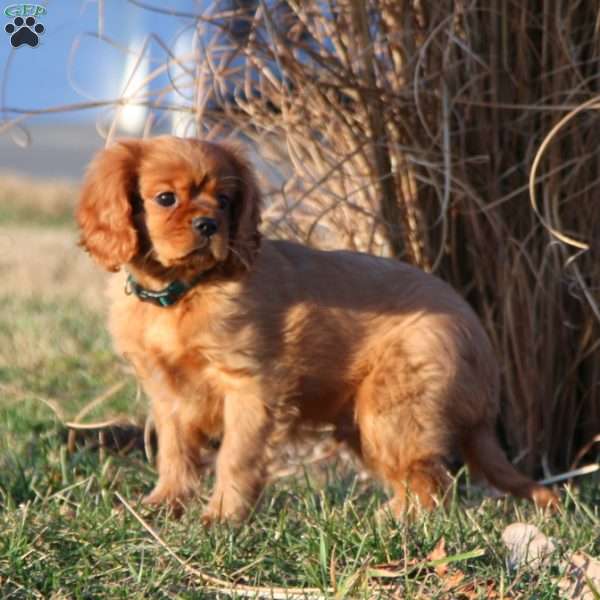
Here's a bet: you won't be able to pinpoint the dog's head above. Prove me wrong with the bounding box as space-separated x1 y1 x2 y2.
77 136 261 277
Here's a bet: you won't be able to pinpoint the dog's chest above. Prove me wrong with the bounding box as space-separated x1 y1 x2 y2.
111 297 250 400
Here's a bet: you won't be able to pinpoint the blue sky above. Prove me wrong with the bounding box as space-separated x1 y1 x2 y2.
0 1 272 177
0 0 209 123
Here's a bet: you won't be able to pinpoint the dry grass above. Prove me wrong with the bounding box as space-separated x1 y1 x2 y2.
0 173 102 308
0 226 106 312
196 0 600 476
3 1 599 475
0 172 77 224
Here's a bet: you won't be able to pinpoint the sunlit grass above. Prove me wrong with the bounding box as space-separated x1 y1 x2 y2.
0 293 598 598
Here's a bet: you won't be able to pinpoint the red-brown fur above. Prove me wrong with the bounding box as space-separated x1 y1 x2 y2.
77 136 557 522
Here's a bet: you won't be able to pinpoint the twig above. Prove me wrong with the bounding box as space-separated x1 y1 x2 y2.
66 382 130 453
115 492 330 599
538 464 600 486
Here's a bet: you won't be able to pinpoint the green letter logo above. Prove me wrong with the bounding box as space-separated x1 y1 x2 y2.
4 4 47 18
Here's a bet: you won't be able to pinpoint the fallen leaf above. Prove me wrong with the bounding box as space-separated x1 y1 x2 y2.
501 522 556 569
558 551 600 599
367 558 417 579
427 537 448 576
426 538 470 594
368 546 484 584
443 569 466 590
455 578 499 599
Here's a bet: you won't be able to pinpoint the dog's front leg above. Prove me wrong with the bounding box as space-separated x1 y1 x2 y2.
142 384 208 514
202 393 272 524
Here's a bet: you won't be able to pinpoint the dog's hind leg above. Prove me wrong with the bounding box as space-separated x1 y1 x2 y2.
354 356 452 518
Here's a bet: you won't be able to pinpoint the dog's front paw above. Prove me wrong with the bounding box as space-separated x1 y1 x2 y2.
201 506 247 526
200 506 222 527
142 486 189 517
201 493 250 526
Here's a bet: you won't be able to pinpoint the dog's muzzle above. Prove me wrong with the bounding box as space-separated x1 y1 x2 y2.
192 216 219 238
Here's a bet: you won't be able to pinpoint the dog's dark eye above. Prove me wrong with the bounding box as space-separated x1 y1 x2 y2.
217 194 230 209
155 192 177 207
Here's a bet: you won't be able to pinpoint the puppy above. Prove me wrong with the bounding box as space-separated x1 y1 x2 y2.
77 136 556 522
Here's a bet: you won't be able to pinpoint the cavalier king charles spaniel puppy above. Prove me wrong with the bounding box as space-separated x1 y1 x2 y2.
77 136 556 522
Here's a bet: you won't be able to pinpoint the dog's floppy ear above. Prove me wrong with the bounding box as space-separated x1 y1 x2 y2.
77 140 143 272
222 143 262 274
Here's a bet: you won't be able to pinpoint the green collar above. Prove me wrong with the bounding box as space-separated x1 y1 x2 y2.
125 273 203 307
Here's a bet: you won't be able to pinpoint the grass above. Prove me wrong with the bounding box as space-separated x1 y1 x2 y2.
0 213 598 598
1 374 598 600
0 173 77 227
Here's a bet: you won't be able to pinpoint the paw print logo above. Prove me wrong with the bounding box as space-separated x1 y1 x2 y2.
5 16 44 48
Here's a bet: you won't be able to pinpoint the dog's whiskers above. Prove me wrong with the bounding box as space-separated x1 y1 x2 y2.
141 247 155 267
227 244 251 270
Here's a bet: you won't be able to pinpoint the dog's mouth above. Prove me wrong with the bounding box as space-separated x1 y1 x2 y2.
159 233 229 269
172 242 211 264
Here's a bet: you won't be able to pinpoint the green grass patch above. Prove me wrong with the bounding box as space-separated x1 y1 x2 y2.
0 295 598 598
0 204 74 228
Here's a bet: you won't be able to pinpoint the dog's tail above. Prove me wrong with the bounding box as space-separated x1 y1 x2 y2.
461 426 558 507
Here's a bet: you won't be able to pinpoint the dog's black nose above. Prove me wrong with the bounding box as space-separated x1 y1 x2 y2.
192 217 218 238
